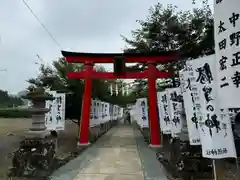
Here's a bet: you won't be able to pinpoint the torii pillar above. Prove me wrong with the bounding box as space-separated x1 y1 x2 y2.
148 62 161 147
62 51 178 148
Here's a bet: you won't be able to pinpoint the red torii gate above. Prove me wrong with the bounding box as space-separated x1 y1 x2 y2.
62 51 178 147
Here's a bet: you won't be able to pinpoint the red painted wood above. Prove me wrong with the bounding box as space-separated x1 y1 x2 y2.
78 64 93 145
63 51 179 147
68 71 172 79
147 64 161 146
65 55 177 63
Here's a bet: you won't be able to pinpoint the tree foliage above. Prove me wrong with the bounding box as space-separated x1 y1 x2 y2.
122 2 214 95
123 3 213 57
27 58 132 121
0 90 23 108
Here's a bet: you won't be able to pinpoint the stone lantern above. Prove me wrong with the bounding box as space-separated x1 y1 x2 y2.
10 87 57 177
22 87 54 137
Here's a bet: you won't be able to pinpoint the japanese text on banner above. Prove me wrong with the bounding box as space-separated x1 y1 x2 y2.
214 0 240 108
157 91 171 134
190 55 236 158
167 88 183 137
180 66 201 145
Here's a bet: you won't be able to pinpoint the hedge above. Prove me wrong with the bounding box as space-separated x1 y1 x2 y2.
0 109 32 118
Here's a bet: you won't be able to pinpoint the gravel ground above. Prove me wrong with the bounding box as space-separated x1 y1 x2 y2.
2 119 239 180
0 118 79 180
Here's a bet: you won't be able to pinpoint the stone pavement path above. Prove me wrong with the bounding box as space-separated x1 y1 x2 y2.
50 125 168 180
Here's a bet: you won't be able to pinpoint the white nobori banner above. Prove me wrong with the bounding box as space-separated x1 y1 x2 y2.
103 102 111 123
54 93 66 130
90 100 112 127
214 0 240 108
137 98 149 128
119 107 124 119
189 55 236 158
91 99 102 126
45 91 66 131
157 91 171 134
99 101 104 123
113 105 117 120
166 88 183 137
90 99 96 127
133 98 148 128
179 68 201 145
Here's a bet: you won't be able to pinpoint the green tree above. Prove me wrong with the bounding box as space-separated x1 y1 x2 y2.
27 58 131 123
122 2 214 94
0 90 23 108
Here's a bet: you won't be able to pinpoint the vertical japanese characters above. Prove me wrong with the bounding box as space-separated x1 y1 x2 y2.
167 88 183 136
180 64 201 145
45 91 65 131
190 55 236 158
55 94 65 127
90 99 95 127
214 0 240 108
157 91 171 134
89 100 123 127
135 98 149 128
101 102 104 119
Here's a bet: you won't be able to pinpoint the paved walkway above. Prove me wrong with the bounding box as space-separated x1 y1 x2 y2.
50 125 168 180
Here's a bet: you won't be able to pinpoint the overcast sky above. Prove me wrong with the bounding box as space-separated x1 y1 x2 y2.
0 0 212 94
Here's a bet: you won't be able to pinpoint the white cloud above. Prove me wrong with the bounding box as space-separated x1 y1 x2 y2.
0 0 201 94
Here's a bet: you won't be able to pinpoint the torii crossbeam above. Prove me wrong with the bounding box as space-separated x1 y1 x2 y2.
62 50 179 148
